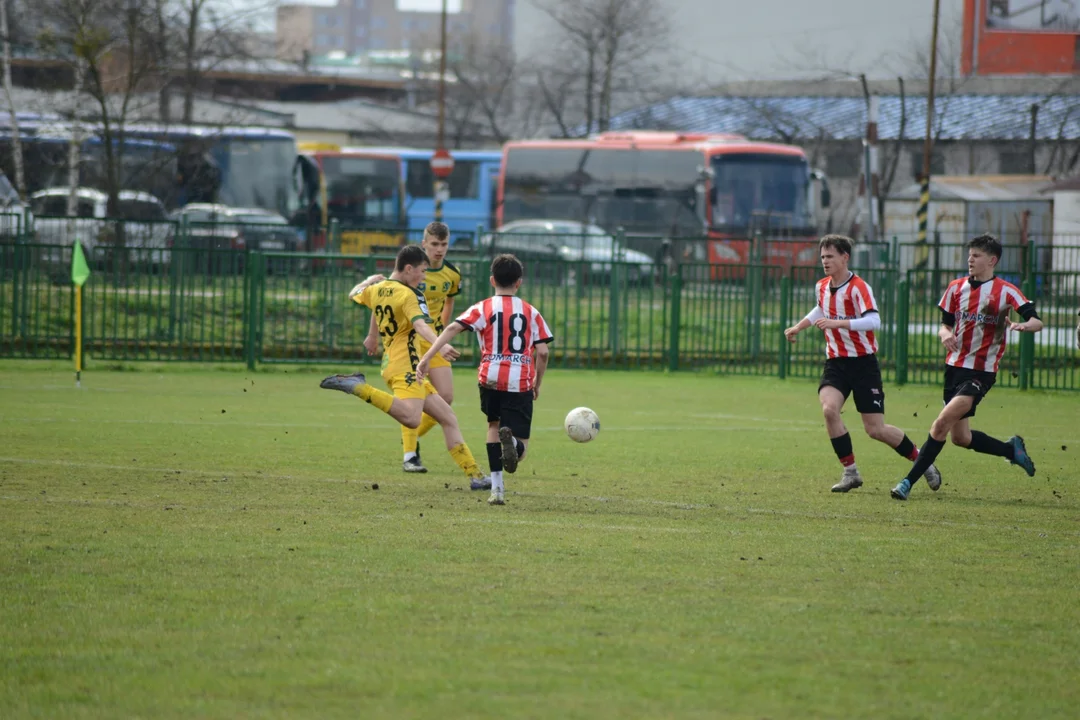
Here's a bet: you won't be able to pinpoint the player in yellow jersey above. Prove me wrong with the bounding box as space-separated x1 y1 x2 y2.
320 244 486 486
364 222 470 479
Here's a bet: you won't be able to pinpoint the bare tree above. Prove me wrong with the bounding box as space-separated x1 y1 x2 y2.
530 0 674 135
150 0 276 124
0 0 25 198
38 0 162 218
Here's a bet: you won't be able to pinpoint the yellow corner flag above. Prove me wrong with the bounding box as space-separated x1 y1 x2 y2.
72 241 90 287
72 241 90 386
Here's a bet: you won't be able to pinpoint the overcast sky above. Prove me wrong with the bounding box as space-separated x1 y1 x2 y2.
514 0 966 81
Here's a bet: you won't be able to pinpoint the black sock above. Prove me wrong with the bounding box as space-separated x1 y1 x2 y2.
907 434 946 486
894 435 918 460
515 438 526 461
965 431 1014 459
485 442 503 473
830 433 854 465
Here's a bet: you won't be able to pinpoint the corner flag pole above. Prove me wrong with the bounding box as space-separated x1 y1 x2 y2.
71 240 90 387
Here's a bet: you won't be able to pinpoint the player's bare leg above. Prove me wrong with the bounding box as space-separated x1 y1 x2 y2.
949 415 1035 477
819 386 862 492
893 396 973 500
421 393 486 484
402 365 456 472
861 413 941 491
320 373 423 427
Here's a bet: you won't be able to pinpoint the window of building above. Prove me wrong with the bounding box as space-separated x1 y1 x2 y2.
999 148 1033 174
910 149 945 178
354 0 365 7
355 24 366 38
826 146 861 178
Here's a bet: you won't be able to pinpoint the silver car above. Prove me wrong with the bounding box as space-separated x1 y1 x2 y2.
480 220 654 284
31 188 173 267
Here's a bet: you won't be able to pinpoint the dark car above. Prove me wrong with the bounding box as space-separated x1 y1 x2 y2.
171 204 304 274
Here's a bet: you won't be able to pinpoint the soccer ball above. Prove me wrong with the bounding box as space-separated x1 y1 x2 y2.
564 407 600 443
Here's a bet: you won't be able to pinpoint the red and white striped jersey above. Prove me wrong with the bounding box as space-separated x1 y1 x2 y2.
815 273 879 358
455 295 554 392
939 276 1029 373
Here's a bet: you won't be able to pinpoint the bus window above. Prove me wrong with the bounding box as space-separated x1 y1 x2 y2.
406 159 480 199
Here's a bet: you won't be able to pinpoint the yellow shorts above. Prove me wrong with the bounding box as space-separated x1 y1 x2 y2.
383 371 438 400
427 351 451 370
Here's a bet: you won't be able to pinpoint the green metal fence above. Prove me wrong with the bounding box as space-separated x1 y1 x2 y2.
3 236 1079 389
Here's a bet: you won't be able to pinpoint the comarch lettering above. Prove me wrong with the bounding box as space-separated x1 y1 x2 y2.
957 310 999 324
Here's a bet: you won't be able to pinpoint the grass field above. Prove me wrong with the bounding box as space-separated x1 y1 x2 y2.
2 362 1079 719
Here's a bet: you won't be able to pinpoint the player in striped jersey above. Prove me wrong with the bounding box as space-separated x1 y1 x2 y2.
417 254 553 506
891 234 1043 500
785 235 938 493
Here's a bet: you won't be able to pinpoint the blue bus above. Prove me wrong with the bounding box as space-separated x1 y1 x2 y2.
0 119 178 205
0 114 297 217
357 147 501 247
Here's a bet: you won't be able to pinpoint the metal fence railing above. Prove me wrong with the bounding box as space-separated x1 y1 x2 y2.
3 231 1079 389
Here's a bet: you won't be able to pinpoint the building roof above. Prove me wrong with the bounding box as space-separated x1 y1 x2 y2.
604 95 1080 142
888 175 1055 202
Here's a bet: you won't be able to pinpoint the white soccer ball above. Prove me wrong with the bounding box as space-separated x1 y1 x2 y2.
564 406 600 443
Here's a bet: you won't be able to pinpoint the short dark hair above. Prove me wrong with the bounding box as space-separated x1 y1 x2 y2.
819 234 853 257
396 244 429 271
424 222 449 241
491 253 523 288
968 233 1002 260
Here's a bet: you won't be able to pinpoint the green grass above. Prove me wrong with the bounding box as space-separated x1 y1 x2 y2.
2 362 1079 718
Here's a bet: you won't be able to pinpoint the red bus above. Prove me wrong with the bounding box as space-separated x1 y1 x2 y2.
293 144 406 255
497 131 828 269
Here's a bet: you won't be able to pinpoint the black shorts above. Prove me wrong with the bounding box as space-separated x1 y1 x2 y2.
818 355 886 414
943 366 996 419
478 386 534 439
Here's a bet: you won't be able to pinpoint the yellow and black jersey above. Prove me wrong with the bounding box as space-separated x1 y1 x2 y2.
352 280 432 377
418 261 462 333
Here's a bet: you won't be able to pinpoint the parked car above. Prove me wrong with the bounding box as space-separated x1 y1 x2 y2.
31 188 172 268
170 204 305 274
479 220 654 284
170 204 302 253
0 171 28 240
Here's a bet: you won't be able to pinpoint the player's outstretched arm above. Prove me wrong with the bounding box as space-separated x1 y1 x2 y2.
363 314 381 356
348 274 386 299
416 322 465 381
785 306 823 342
533 342 551 400
1009 317 1044 333
939 324 959 353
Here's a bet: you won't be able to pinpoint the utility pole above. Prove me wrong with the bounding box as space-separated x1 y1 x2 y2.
434 0 448 222
858 74 879 246
916 0 942 272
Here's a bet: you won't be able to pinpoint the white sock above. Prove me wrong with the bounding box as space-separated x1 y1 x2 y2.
491 470 504 492
404 451 417 462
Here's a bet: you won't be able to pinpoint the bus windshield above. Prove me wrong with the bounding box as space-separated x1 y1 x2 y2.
322 156 402 227
710 153 812 232
502 147 704 237
210 137 297 218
